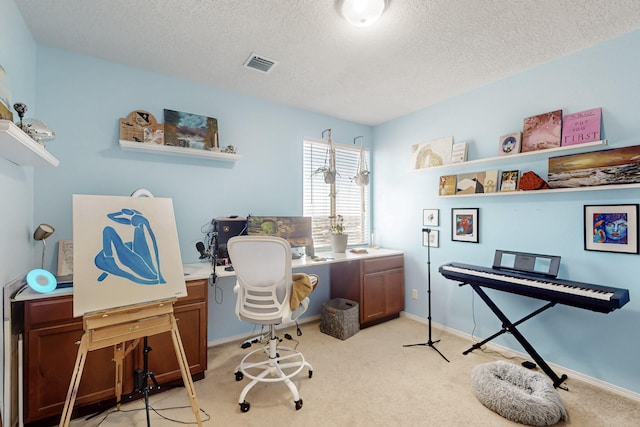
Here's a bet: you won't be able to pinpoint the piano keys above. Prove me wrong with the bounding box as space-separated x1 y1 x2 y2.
439 262 630 313
438 251 631 389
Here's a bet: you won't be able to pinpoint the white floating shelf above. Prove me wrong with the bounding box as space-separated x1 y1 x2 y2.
439 182 640 198
0 120 60 167
119 140 241 162
415 139 607 171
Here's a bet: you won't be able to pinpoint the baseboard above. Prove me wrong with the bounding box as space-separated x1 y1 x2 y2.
207 314 320 347
400 311 640 403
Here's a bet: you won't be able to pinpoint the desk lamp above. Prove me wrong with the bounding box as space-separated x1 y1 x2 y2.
34 223 55 269
28 224 57 293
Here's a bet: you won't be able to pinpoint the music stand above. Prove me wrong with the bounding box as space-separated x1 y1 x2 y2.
404 228 449 362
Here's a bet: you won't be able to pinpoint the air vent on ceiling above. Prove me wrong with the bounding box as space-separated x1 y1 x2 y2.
244 53 277 73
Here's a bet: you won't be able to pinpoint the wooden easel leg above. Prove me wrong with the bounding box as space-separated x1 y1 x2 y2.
170 314 203 427
114 342 124 410
59 334 90 427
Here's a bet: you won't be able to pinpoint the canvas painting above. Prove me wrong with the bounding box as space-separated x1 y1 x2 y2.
521 110 562 152
72 194 187 317
561 107 602 146
483 170 499 193
164 109 219 150
439 175 457 196
548 145 640 188
498 132 522 156
457 172 484 194
411 136 453 169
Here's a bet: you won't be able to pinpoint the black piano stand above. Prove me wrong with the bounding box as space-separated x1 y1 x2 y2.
462 283 568 390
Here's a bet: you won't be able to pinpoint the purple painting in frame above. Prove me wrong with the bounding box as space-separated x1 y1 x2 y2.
584 204 638 254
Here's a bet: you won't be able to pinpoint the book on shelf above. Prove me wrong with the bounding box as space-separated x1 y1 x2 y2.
521 109 562 152
439 175 457 196
500 170 520 191
450 141 468 163
561 107 602 146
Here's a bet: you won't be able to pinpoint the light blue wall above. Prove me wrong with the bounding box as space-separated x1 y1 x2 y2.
31 45 371 340
374 30 640 394
0 0 37 422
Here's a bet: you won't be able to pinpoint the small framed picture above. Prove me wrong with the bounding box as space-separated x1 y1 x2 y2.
57 240 74 276
452 208 479 243
584 204 638 254
500 170 520 192
422 229 439 248
498 132 522 156
423 209 439 227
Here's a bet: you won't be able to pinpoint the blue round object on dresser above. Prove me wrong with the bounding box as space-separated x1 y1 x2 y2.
26 269 57 293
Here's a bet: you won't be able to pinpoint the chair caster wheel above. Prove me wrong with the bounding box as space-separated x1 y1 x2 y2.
295 399 303 410
235 371 243 381
240 401 250 412
308 370 313 378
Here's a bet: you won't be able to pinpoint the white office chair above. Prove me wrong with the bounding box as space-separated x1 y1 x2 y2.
228 236 317 413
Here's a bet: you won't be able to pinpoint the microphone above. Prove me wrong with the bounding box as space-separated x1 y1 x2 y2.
196 241 209 259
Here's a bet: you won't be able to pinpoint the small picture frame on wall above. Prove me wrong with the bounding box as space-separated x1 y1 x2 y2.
584 204 638 254
423 209 439 227
423 229 439 248
452 208 479 243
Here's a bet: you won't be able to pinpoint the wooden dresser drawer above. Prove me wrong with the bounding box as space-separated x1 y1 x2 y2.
362 255 404 274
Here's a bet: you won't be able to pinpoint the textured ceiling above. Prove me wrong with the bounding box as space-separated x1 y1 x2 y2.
15 0 640 126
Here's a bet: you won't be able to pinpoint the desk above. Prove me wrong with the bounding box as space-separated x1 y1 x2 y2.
12 247 402 424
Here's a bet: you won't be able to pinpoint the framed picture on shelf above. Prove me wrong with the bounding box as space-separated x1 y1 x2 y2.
423 209 439 227
423 229 439 248
584 204 638 254
498 132 522 156
452 208 479 243
500 170 520 192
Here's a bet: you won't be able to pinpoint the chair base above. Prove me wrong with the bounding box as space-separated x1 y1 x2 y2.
234 328 313 412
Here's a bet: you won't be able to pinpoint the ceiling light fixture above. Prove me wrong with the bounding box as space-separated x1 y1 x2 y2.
340 0 387 27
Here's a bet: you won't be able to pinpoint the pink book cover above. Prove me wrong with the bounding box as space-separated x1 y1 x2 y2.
561 107 602 146
521 110 563 152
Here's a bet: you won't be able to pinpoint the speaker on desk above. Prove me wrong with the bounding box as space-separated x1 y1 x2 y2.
213 217 247 262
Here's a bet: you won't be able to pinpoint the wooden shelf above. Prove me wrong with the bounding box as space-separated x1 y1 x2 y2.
0 120 60 167
417 139 607 171
439 182 640 198
119 140 241 162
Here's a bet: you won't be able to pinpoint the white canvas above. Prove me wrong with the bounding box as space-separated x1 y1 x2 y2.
411 136 453 169
72 194 187 317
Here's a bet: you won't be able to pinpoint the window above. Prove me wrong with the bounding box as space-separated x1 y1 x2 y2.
303 137 370 249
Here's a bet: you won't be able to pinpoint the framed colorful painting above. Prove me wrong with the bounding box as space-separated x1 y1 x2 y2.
584 204 638 254
452 208 479 243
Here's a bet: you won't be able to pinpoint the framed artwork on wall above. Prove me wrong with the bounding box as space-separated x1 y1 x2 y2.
452 208 479 243
423 209 439 227
584 204 638 254
422 229 439 248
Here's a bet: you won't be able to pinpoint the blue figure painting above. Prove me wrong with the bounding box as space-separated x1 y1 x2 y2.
94 208 166 284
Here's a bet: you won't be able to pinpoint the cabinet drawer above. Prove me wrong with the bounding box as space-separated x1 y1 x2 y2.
362 255 404 274
25 296 77 328
179 279 207 305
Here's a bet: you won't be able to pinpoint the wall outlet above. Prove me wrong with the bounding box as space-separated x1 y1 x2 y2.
411 289 418 299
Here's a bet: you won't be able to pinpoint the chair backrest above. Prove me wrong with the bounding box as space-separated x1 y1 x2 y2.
228 236 293 324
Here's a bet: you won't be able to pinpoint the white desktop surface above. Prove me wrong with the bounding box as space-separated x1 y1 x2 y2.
14 247 403 301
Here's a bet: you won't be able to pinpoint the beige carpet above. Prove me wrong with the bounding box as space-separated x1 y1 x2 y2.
68 316 640 426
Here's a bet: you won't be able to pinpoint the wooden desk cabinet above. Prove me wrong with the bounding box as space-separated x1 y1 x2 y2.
21 279 207 425
330 255 404 327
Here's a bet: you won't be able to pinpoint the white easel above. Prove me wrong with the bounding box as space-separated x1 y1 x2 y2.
58 299 202 426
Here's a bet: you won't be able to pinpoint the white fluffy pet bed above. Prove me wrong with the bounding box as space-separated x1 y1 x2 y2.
471 360 567 426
